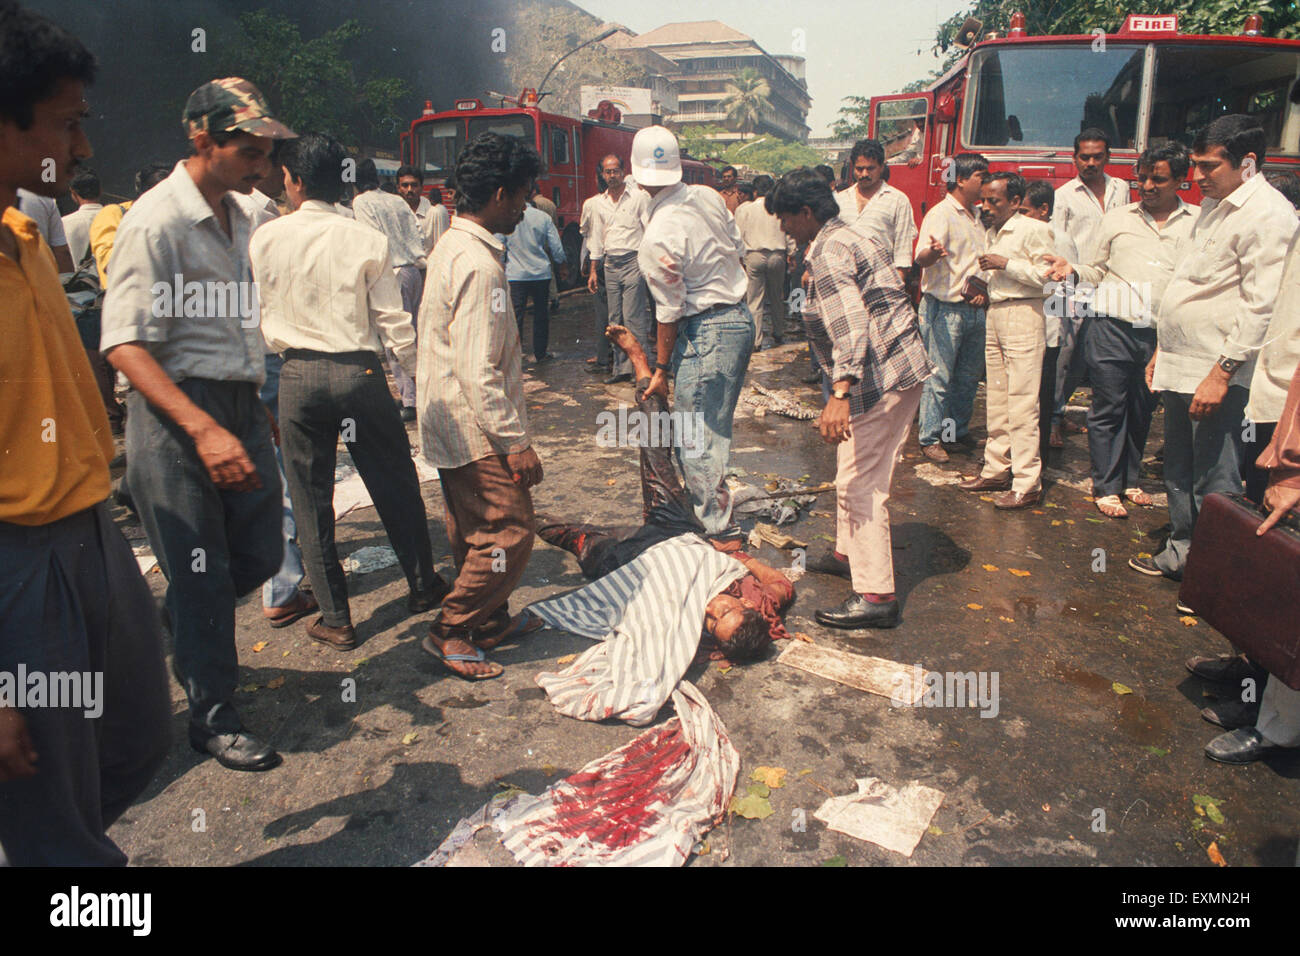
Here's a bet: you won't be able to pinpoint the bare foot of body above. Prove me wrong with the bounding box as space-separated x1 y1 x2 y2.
605 324 652 380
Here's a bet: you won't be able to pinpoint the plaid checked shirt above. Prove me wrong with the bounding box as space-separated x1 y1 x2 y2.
803 216 931 416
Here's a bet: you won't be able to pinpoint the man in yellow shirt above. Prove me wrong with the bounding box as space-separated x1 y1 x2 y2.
87 161 170 285
0 2 169 865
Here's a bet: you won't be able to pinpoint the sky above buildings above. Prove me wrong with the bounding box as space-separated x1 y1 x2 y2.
579 0 975 137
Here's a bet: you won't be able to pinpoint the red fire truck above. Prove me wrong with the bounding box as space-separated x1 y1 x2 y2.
399 90 717 286
867 13 1300 228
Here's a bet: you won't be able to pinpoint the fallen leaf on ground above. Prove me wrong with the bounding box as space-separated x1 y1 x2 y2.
1136 552 1152 559
998 616 1015 623
1192 794 1224 807
251 640 268 653
1112 682 1134 695
1114 634 1129 643
927 825 944 836
1180 616 1198 626
981 563 999 572
1065 519 1075 525
1008 569 1031 577
606 479 617 486
967 603 983 610
556 653 576 664
730 793 774 819
794 631 814 643
797 769 814 777
266 676 285 690
747 782 771 798
821 855 846 867
1143 745 1168 757
1206 803 1225 824
751 766 787 789
401 732 419 746
542 764 557 776
1051 520 1062 526
1042 803 1051 812
1207 842 1227 867
718 665 733 674
282 650 290 657
979 495 995 503
239 683 260 693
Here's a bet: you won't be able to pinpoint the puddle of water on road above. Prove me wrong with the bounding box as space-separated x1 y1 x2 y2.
514 687 547 701
1048 661 1170 746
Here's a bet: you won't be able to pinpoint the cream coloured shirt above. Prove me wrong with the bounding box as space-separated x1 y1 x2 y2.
834 182 917 269
734 198 787 252
985 213 1055 303
917 192 986 301
638 182 747 324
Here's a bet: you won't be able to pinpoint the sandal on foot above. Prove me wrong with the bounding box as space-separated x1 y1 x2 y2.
421 635 503 681
1095 494 1128 519
1124 487 1154 506
475 611 545 651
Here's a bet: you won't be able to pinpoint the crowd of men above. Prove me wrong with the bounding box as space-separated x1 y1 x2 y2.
3 0 1300 866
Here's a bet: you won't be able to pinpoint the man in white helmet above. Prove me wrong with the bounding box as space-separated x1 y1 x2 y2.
632 126 752 540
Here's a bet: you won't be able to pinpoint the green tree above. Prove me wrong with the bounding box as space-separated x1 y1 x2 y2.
219 12 409 146
721 136 824 175
672 123 729 160
831 95 871 141
721 67 772 141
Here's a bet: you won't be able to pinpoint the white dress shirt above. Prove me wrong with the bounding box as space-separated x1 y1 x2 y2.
834 182 917 269
249 200 415 375
1154 175 1299 394
230 188 281 233
638 182 747 324
417 217 529 469
352 189 426 269
1248 229 1300 424
734 199 786 252
587 180 649 259
62 202 103 266
414 195 450 253
1051 174 1131 263
917 192 986 301
985 213 1055 303
16 189 68 249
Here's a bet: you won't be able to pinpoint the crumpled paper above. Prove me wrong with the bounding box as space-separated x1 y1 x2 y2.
813 777 945 857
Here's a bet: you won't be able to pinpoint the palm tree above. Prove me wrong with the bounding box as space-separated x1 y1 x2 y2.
721 67 771 142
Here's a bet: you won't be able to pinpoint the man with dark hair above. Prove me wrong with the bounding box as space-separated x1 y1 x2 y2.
836 139 916 285
62 166 100 263
0 0 170 863
1045 143 1195 519
1131 115 1298 583
717 165 740 213
353 157 425 420
417 132 543 680
538 326 794 662
251 133 448 650
768 168 931 628
913 152 988 463
813 164 836 185
101 78 297 772
397 162 449 253
957 171 1055 509
1265 171 1300 211
1048 127 1131 447
585 152 652 383
735 172 788 349
501 192 567 361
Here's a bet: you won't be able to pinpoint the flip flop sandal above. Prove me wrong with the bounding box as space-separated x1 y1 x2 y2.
1095 494 1128 519
475 612 545 652
1124 488 1154 506
420 635 503 681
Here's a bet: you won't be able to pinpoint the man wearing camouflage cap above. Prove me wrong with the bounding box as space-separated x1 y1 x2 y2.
102 78 297 772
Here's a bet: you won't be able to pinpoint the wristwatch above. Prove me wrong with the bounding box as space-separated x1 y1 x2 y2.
1217 356 1244 375
831 387 851 401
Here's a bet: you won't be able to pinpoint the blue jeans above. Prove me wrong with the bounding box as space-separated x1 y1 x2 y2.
671 303 754 536
260 353 307 608
917 294 985 446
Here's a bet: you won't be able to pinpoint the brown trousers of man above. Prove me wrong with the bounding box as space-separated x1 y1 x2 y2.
438 454 535 629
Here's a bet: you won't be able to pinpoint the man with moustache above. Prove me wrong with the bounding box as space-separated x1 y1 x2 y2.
101 78 297 772
586 153 651 383
835 139 917 286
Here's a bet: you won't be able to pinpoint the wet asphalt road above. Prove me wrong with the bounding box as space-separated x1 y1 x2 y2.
108 294 1300 867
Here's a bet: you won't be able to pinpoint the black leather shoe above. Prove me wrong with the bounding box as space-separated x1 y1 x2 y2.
806 548 851 579
1185 654 1267 685
815 594 900 630
604 373 632 385
1204 727 1286 764
408 576 452 614
189 727 282 771
1201 698 1261 730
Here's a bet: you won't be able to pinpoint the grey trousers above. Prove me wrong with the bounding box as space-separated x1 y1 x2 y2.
386 264 423 407
605 251 653 377
0 504 170 865
744 249 787 346
591 262 610 367
1259 676 1300 748
127 379 283 735
1154 386 1248 576
279 350 436 627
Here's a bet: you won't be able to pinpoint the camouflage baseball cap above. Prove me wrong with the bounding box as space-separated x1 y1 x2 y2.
183 77 296 140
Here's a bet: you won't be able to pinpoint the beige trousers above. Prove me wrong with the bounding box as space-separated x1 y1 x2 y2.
1258 676 1300 748
836 384 924 594
981 298 1046 495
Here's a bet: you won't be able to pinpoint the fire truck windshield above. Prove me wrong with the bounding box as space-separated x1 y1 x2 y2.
413 115 535 180
966 42 1300 155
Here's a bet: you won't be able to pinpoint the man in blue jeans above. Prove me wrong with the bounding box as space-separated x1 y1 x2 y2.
632 126 752 539
912 152 988 463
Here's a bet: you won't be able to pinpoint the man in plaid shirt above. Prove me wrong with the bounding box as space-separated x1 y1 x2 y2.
768 169 931 629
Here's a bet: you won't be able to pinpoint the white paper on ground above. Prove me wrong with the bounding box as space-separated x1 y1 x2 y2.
778 641 926 704
333 456 439 519
814 777 945 857
341 545 399 574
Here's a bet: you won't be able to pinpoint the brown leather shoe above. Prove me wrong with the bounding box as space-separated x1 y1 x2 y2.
993 488 1042 510
263 590 318 629
307 616 356 650
957 473 1012 492
921 443 949 463
407 575 452 614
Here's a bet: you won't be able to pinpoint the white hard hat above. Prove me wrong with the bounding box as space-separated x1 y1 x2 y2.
630 125 682 187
